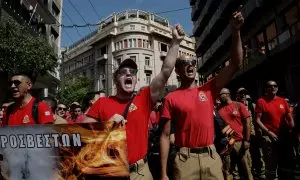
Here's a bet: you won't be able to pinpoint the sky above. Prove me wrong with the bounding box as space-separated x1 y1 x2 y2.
61 0 193 48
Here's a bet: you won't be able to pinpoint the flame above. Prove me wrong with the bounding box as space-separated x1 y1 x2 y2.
54 122 129 179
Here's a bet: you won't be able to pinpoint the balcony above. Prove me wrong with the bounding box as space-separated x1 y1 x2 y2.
144 65 153 71
191 0 206 21
26 0 56 24
96 54 108 62
200 0 263 64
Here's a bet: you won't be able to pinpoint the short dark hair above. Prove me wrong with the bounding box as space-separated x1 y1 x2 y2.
43 97 57 113
82 91 104 109
11 71 37 84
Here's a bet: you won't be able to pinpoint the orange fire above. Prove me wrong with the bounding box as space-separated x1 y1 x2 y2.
54 122 129 179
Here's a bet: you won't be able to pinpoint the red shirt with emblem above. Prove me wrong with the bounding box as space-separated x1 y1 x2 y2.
4 97 54 126
255 96 290 134
161 79 217 148
86 87 153 164
218 102 250 141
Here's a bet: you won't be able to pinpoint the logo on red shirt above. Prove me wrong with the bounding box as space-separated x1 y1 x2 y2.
23 115 30 124
129 103 137 112
279 104 284 109
232 110 238 115
199 92 207 101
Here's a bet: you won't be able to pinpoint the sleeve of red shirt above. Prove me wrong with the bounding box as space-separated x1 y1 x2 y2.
86 98 102 120
239 102 250 120
255 98 263 113
202 78 218 101
161 96 172 120
38 102 54 124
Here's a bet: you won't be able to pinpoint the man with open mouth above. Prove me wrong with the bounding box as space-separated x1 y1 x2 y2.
84 25 186 179
160 6 245 180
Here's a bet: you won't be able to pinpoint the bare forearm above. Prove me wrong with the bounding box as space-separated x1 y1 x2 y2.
160 134 170 176
256 118 270 133
287 113 295 128
230 30 243 69
161 41 180 78
243 118 251 141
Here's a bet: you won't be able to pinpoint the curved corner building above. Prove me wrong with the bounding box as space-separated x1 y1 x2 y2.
63 9 196 95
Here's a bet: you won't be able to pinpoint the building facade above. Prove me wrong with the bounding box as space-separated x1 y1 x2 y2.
0 0 63 98
191 0 300 101
63 9 196 96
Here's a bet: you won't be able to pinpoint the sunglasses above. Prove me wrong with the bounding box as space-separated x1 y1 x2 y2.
118 68 137 76
268 84 278 88
176 59 197 67
74 110 82 113
58 107 67 111
8 80 22 87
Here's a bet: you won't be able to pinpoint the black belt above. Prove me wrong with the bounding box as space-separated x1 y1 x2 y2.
176 146 210 154
129 157 147 172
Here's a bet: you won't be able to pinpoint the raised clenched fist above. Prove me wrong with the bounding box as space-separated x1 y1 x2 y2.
231 5 244 30
108 114 127 129
172 24 185 43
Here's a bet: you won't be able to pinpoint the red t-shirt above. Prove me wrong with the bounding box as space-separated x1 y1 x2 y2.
161 79 217 148
86 87 153 164
148 111 160 128
255 96 290 134
66 114 86 124
4 97 54 126
218 102 250 141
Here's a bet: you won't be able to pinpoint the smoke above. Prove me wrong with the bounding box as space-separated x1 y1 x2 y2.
0 126 57 180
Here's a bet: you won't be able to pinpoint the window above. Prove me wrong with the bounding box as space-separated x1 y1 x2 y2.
285 6 300 35
130 25 135 30
124 39 128 48
130 56 136 62
129 39 132 48
102 79 106 89
84 57 88 64
141 26 145 31
145 56 150 66
138 39 142 47
146 74 151 84
115 43 119 51
256 32 266 54
266 23 278 50
143 40 146 48
119 41 123 49
133 39 137 48
160 43 168 52
116 58 122 66
100 46 107 55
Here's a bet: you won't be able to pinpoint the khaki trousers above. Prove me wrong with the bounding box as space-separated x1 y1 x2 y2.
222 141 253 180
130 160 153 180
172 145 224 180
261 135 278 180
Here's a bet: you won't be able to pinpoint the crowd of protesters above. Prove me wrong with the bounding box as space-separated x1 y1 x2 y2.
1 7 300 180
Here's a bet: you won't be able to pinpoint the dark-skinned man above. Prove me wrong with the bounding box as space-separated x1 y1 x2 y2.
160 7 244 180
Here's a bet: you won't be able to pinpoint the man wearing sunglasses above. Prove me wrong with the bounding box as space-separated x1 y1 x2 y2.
56 104 68 119
160 7 244 180
255 80 294 179
84 25 185 179
4 72 54 126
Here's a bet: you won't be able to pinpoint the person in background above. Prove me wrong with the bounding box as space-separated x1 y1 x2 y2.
43 97 68 124
66 102 85 123
255 80 294 179
56 103 68 119
0 101 14 126
236 87 265 179
83 91 106 114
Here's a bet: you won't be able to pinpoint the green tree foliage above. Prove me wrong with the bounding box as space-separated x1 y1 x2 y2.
56 76 93 107
0 16 57 76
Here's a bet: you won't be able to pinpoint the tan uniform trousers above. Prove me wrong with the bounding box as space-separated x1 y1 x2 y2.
172 144 224 180
222 141 253 180
130 158 153 180
261 135 279 180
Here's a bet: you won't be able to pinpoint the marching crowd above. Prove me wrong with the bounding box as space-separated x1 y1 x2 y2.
0 7 300 180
